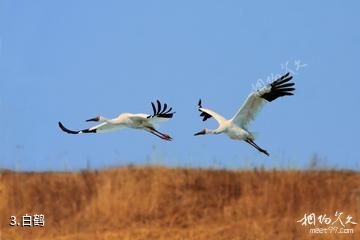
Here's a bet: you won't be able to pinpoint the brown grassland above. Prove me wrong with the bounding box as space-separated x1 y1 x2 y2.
0 166 359 240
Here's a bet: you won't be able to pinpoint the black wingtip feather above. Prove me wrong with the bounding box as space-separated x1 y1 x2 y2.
274 76 293 86
278 87 295 92
148 100 175 119
164 107 172 114
156 100 161 114
282 72 290 78
197 99 212 121
261 73 295 102
58 121 80 134
277 82 295 88
151 102 156 116
58 121 96 134
198 99 202 108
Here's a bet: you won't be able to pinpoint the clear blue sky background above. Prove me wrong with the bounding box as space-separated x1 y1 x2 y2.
1 1 359 171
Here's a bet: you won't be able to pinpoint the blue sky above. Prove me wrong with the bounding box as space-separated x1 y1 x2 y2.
1 1 359 171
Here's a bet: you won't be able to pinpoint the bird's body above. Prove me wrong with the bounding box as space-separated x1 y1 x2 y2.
197 115 252 140
195 72 295 156
225 123 252 140
107 113 151 129
58 100 175 141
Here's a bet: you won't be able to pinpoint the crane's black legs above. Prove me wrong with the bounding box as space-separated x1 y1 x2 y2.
245 139 269 156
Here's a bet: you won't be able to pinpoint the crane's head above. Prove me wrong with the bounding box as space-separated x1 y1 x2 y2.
194 128 209 136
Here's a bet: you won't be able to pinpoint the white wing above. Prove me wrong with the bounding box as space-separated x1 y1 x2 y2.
231 72 295 129
147 116 172 124
89 122 125 133
131 113 172 124
230 92 266 129
199 107 227 125
197 99 227 125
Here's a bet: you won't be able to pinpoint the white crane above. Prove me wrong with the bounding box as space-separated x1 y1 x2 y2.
58 100 175 141
194 72 295 156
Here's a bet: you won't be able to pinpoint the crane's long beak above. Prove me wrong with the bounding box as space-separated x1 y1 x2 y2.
86 116 100 122
194 129 206 136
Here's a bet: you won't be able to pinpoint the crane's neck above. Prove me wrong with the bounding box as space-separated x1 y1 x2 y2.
208 128 224 134
194 128 224 136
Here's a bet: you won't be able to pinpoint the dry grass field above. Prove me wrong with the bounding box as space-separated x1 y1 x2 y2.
0 166 359 239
